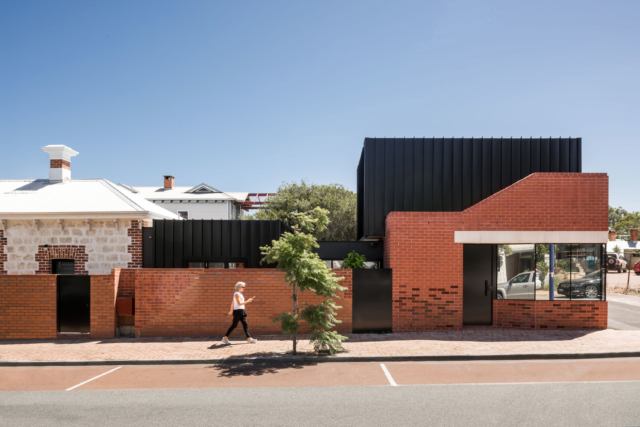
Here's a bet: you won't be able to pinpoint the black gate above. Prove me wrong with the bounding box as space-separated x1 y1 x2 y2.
352 269 392 333
57 275 90 333
462 244 495 326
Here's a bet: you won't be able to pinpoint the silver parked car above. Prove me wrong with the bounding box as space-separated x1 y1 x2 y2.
497 270 542 300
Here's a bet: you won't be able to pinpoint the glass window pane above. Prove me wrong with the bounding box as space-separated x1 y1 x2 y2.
324 260 332 269
572 244 603 300
553 244 572 300
332 260 343 269
228 263 237 269
496 244 535 300
364 261 379 269
535 244 550 300
189 262 205 268
208 262 225 269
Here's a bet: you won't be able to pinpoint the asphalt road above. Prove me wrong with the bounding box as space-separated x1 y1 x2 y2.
2 382 640 427
607 293 640 330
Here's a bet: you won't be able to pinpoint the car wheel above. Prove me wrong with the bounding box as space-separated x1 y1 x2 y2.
584 285 598 299
618 267 622 273
636 272 640 276
497 294 503 300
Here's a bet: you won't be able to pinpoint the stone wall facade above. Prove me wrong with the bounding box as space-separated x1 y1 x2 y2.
0 219 145 275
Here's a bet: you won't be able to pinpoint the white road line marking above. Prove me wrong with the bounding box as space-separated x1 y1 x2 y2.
66 367 122 391
380 364 398 386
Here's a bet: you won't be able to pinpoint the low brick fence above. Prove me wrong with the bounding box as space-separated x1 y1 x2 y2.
133 269 352 338
493 300 608 329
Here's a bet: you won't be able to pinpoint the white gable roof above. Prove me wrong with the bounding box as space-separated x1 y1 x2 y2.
0 179 180 220
129 185 248 202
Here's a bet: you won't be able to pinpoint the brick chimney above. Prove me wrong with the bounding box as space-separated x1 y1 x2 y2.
41 145 79 182
630 228 639 242
608 231 617 241
164 175 175 189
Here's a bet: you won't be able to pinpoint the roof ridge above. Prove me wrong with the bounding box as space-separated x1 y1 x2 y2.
99 179 146 212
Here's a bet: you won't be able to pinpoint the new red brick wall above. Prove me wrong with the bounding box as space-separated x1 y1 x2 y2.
493 300 608 329
89 269 119 339
0 275 57 339
118 268 136 298
134 269 352 338
386 173 609 332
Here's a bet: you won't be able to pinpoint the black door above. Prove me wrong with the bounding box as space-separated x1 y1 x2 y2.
352 269 392 333
463 245 494 326
57 275 90 333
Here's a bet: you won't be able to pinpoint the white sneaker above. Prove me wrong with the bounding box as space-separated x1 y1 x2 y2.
221 337 231 345
248 338 258 344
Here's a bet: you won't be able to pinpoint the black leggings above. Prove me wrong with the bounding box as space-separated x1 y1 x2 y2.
225 309 250 338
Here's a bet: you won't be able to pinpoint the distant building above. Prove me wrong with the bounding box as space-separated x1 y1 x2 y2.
121 176 250 220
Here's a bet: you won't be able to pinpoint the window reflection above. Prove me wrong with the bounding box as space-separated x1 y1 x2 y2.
496 245 536 300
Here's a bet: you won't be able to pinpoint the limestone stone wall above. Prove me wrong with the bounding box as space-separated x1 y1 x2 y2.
0 219 144 275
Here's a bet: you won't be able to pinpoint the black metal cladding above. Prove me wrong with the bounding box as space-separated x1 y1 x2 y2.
357 137 582 239
149 220 291 268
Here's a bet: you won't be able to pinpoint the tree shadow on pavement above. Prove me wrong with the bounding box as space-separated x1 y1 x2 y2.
208 355 314 378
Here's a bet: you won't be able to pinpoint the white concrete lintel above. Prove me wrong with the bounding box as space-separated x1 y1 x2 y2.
454 230 608 244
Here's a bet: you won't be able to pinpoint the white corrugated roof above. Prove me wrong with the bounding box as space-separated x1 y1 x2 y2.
0 180 179 219
129 185 248 202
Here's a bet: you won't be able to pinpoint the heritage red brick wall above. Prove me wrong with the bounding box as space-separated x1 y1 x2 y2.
134 269 352 337
386 173 609 332
89 269 120 338
493 300 608 329
127 220 143 269
50 159 71 170
0 275 57 339
0 230 7 274
35 245 88 275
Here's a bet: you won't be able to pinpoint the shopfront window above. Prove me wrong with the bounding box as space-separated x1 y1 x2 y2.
496 243 605 301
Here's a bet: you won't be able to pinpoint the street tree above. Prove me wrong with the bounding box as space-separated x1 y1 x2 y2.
260 207 347 355
245 180 357 241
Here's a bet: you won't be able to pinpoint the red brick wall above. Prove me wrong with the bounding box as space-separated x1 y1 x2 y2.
0 230 7 274
386 173 609 332
118 268 136 298
127 220 143 269
89 269 119 338
35 245 88 275
50 159 71 170
493 300 608 329
134 269 352 338
0 275 57 339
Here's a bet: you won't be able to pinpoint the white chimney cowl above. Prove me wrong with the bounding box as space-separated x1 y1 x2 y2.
41 145 79 182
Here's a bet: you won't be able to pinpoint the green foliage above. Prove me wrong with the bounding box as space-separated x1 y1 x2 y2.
261 207 347 355
613 245 621 254
609 206 640 241
301 301 347 354
244 180 357 241
536 244 549 287
342 251 367 269
272 312 299 335
609 206 628 230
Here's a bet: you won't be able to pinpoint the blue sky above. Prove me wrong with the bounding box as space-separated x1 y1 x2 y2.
1 0 638 210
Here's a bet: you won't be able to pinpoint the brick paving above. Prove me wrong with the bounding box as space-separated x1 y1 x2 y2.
1 329 640 362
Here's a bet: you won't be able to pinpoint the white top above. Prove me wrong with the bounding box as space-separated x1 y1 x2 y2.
233 292 245 310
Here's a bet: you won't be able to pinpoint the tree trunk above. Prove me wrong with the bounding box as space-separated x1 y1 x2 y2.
292 282 297 355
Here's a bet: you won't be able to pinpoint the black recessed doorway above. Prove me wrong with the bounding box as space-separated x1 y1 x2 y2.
463 244 494 326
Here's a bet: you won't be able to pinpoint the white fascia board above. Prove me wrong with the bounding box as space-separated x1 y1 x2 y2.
454 231 608 244
0 212 155 220
41 145 79 161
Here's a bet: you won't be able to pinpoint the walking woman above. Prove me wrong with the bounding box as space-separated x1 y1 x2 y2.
221 282 258 345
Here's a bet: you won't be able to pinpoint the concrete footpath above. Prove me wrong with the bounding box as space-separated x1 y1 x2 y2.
2 329 640 365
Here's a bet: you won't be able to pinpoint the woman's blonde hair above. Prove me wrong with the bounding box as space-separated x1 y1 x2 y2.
235 282 246 291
